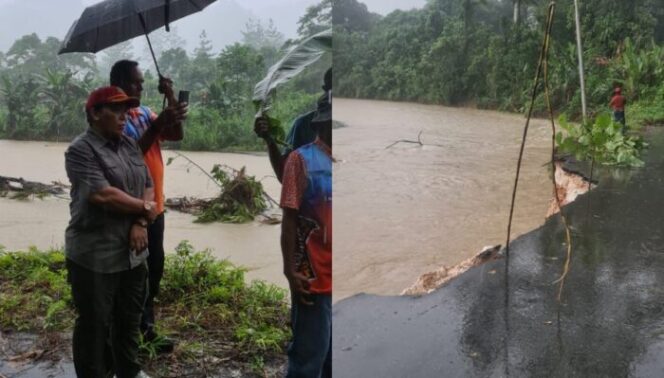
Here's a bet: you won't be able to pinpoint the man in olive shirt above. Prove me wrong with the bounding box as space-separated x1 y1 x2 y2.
65 86 159 378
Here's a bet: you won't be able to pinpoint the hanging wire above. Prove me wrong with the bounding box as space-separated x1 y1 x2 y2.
504 2 557 258
539 4 574 301
504 2 572 302
503 5 557 373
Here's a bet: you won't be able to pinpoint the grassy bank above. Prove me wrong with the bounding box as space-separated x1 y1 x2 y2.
0 241 290 376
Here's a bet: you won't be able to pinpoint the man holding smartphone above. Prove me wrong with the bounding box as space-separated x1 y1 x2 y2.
110 60 188 352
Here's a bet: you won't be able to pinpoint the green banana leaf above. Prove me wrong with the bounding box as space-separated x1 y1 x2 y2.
252 28 332 118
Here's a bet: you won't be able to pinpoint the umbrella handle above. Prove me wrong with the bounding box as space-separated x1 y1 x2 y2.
137 12 168 110
165 0 170 32
138 13 162 78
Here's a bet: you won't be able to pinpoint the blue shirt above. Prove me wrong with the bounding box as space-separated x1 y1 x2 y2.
283 111 317 156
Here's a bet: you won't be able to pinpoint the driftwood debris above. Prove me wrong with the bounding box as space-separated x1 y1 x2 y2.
165 196 211 215
165 196 281 224
385 130 446 149
0 175 67 198
165 153 281 224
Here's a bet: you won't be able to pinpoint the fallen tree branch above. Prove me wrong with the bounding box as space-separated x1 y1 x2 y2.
385 130 446 149
385 130 423 149
0 175 67 197
167 152 223 190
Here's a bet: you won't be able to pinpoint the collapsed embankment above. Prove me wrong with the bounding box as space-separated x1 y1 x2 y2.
402 160 594 296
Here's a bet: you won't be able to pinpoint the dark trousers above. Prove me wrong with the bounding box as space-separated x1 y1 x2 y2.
141 213 165 332
67 259 147 378
286 294 332 378
614 110 626 132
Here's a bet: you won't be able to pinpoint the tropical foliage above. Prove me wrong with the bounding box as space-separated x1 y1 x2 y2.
0 242 290 376
0 7 331 152
556 114 646 167
334 0 664 125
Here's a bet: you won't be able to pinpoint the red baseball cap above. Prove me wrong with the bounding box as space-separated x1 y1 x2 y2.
86 86 139 112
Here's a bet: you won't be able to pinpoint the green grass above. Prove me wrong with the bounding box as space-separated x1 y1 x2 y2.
0 241 290 375
627 100 664 128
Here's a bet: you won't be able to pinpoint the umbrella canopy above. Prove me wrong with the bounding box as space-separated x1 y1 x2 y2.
59 0 215 74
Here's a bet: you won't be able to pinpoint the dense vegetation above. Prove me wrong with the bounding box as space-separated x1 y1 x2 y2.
334 0 664 126
556 114 647 167
0 4 331 152
0 242 290 376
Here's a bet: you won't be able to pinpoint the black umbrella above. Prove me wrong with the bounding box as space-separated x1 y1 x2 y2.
58 0 216 77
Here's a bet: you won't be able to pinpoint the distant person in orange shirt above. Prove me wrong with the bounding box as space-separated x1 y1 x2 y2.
610 87 627 133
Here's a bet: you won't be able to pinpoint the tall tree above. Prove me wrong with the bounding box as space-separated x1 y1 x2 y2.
99 40 134 76
194 30 214 61
297 0 332 38
242 18 285 50
186 30 217 93
158 47 190 84
332 0 380 32
139 26 187 71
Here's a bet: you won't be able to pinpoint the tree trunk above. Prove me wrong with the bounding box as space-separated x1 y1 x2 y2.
513 0 521 25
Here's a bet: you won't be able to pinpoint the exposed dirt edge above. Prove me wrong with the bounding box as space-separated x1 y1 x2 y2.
401 163 594 297
401 245 503 296
546 161 594 217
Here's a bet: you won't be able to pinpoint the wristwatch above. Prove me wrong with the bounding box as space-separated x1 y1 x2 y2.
134 218 149 228
143 200 154 215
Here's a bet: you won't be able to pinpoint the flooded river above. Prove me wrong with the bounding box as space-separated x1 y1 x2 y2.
1 99 556 298
0 139 287 288
334 98 554 300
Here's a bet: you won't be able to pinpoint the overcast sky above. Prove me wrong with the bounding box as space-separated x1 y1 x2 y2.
0 0 430 57
0 0 318 54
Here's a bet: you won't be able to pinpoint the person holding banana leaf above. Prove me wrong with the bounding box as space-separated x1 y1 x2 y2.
279 91 332 378
254 68 332 181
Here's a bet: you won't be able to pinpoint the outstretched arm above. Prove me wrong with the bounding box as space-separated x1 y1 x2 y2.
255 116 287 181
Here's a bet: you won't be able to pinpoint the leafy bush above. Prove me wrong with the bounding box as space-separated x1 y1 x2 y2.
556 113 647 167
0 242 290 373
0 248 73 331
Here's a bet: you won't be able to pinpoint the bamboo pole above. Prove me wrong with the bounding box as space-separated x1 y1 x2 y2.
573 0 587 121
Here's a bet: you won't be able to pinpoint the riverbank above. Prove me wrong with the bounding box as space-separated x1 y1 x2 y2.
0 243 290 377
401 159 595 296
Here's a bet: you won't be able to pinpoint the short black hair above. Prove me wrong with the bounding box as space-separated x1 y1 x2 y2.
323 68 332 91
85 104 104 125
110 60 138 86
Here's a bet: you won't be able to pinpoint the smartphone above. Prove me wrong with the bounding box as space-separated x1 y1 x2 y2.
178 90 190 104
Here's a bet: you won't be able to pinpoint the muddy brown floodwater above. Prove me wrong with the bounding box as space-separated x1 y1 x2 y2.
0 139 287 289
333 98 554 301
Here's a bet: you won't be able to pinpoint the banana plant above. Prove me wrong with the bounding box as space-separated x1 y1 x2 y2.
252 28 331 145
38 68 90 141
